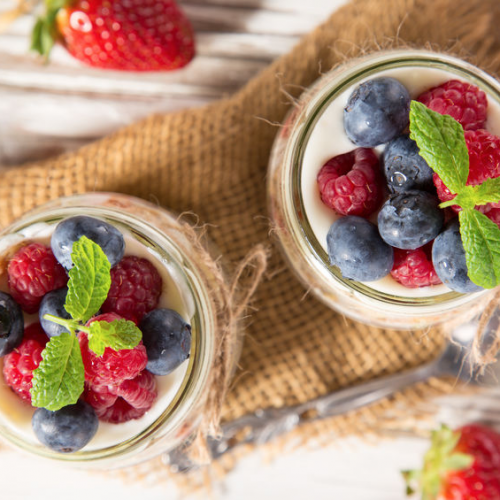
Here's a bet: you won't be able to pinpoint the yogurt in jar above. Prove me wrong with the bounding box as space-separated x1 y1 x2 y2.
268 50 500 329
0 193 219 467
0 221 191 451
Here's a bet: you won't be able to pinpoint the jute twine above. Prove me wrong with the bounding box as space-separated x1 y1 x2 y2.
98 195 269 464
1 0 500 486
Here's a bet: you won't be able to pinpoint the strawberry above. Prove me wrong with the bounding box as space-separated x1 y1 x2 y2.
31 0 195 71
403 424 500 499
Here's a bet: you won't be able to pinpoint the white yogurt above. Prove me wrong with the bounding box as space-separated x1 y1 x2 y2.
0 221 193 451
300 66 500 298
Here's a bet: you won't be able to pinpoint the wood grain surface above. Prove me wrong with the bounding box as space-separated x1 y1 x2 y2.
0 0 345 165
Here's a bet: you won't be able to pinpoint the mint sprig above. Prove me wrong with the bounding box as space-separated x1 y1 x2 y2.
31 237 142 411
410 100 500 289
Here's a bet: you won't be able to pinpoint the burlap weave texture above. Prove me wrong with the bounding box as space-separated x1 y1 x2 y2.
1 0 500 463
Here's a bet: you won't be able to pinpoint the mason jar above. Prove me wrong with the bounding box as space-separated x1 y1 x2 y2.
0 192 238 468
268 50 500 330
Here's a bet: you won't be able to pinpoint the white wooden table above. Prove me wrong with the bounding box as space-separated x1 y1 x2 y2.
1 1 499 499
0 0 347 166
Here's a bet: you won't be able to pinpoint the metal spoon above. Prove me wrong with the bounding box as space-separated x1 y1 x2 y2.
164 316 499 472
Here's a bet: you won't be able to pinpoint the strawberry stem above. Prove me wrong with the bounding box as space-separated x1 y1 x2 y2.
403 424 474 499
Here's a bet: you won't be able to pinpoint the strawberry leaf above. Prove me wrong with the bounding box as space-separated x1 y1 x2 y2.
30 332 84 411
30 17 54 57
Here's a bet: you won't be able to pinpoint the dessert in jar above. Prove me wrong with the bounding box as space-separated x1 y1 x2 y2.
0 193 234 467
268 50 500 330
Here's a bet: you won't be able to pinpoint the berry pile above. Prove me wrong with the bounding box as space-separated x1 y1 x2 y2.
0 215 192 453
319 77 497 292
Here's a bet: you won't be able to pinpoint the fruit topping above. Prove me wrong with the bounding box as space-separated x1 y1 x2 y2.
101 255 163 322
344 77 411 147
417 79 487 131
31 0 196 72
390 245 442 288
51 215 125 270
431 218 483 293
382 134 434 193
377 191 444 250
39 288 71 338
3 323 48 403
140 308 191 376
0 291 24 356
32 399 98 453
326 216 394 282
78 313 148 386
7 242 68 314
317 148 383 217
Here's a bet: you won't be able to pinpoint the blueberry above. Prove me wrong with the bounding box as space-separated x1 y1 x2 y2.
432 219 483 293
51 215 125 270
39 288 71 338
383 134 435 193
0 292 24 357
344 77 411 147
139 309 191 376
378 191 444 250
32 400 98 453
327 216 394 281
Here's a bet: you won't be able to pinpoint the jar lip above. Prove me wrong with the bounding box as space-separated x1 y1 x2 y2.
0 193 216 465
273 49 500 314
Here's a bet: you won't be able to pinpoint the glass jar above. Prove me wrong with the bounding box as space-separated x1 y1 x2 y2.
268 49 500 330
0 192 237 468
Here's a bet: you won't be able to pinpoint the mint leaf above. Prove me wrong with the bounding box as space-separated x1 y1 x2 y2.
409 101 469 194
470 177 500 206
65 236 111 323
459 209 500 288
31 332 84 411
87 319 142 356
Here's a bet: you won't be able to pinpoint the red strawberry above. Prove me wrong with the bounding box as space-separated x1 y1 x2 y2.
31 0 195 71
403 424 500 499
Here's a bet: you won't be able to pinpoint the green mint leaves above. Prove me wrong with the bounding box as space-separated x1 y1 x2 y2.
409 101 500 289
31 333 84 411
409 102 469 194
87 319 142 357
65 237 111 323
31 237 142 411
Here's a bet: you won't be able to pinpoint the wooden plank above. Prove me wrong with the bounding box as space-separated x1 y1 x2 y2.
0 51 267 96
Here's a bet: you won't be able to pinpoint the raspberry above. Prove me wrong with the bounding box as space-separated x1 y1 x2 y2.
8 243 68 314
2 323 48 403
78 313 148 386
83 370 157 424
317 148 383 217
434 130 500 226
390 245 442 288
417 79 487 131
101 255 163 323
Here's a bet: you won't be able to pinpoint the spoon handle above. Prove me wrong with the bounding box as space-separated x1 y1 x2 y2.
204 362 438 460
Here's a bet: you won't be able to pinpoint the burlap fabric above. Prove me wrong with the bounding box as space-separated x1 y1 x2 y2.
1 0 500 480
